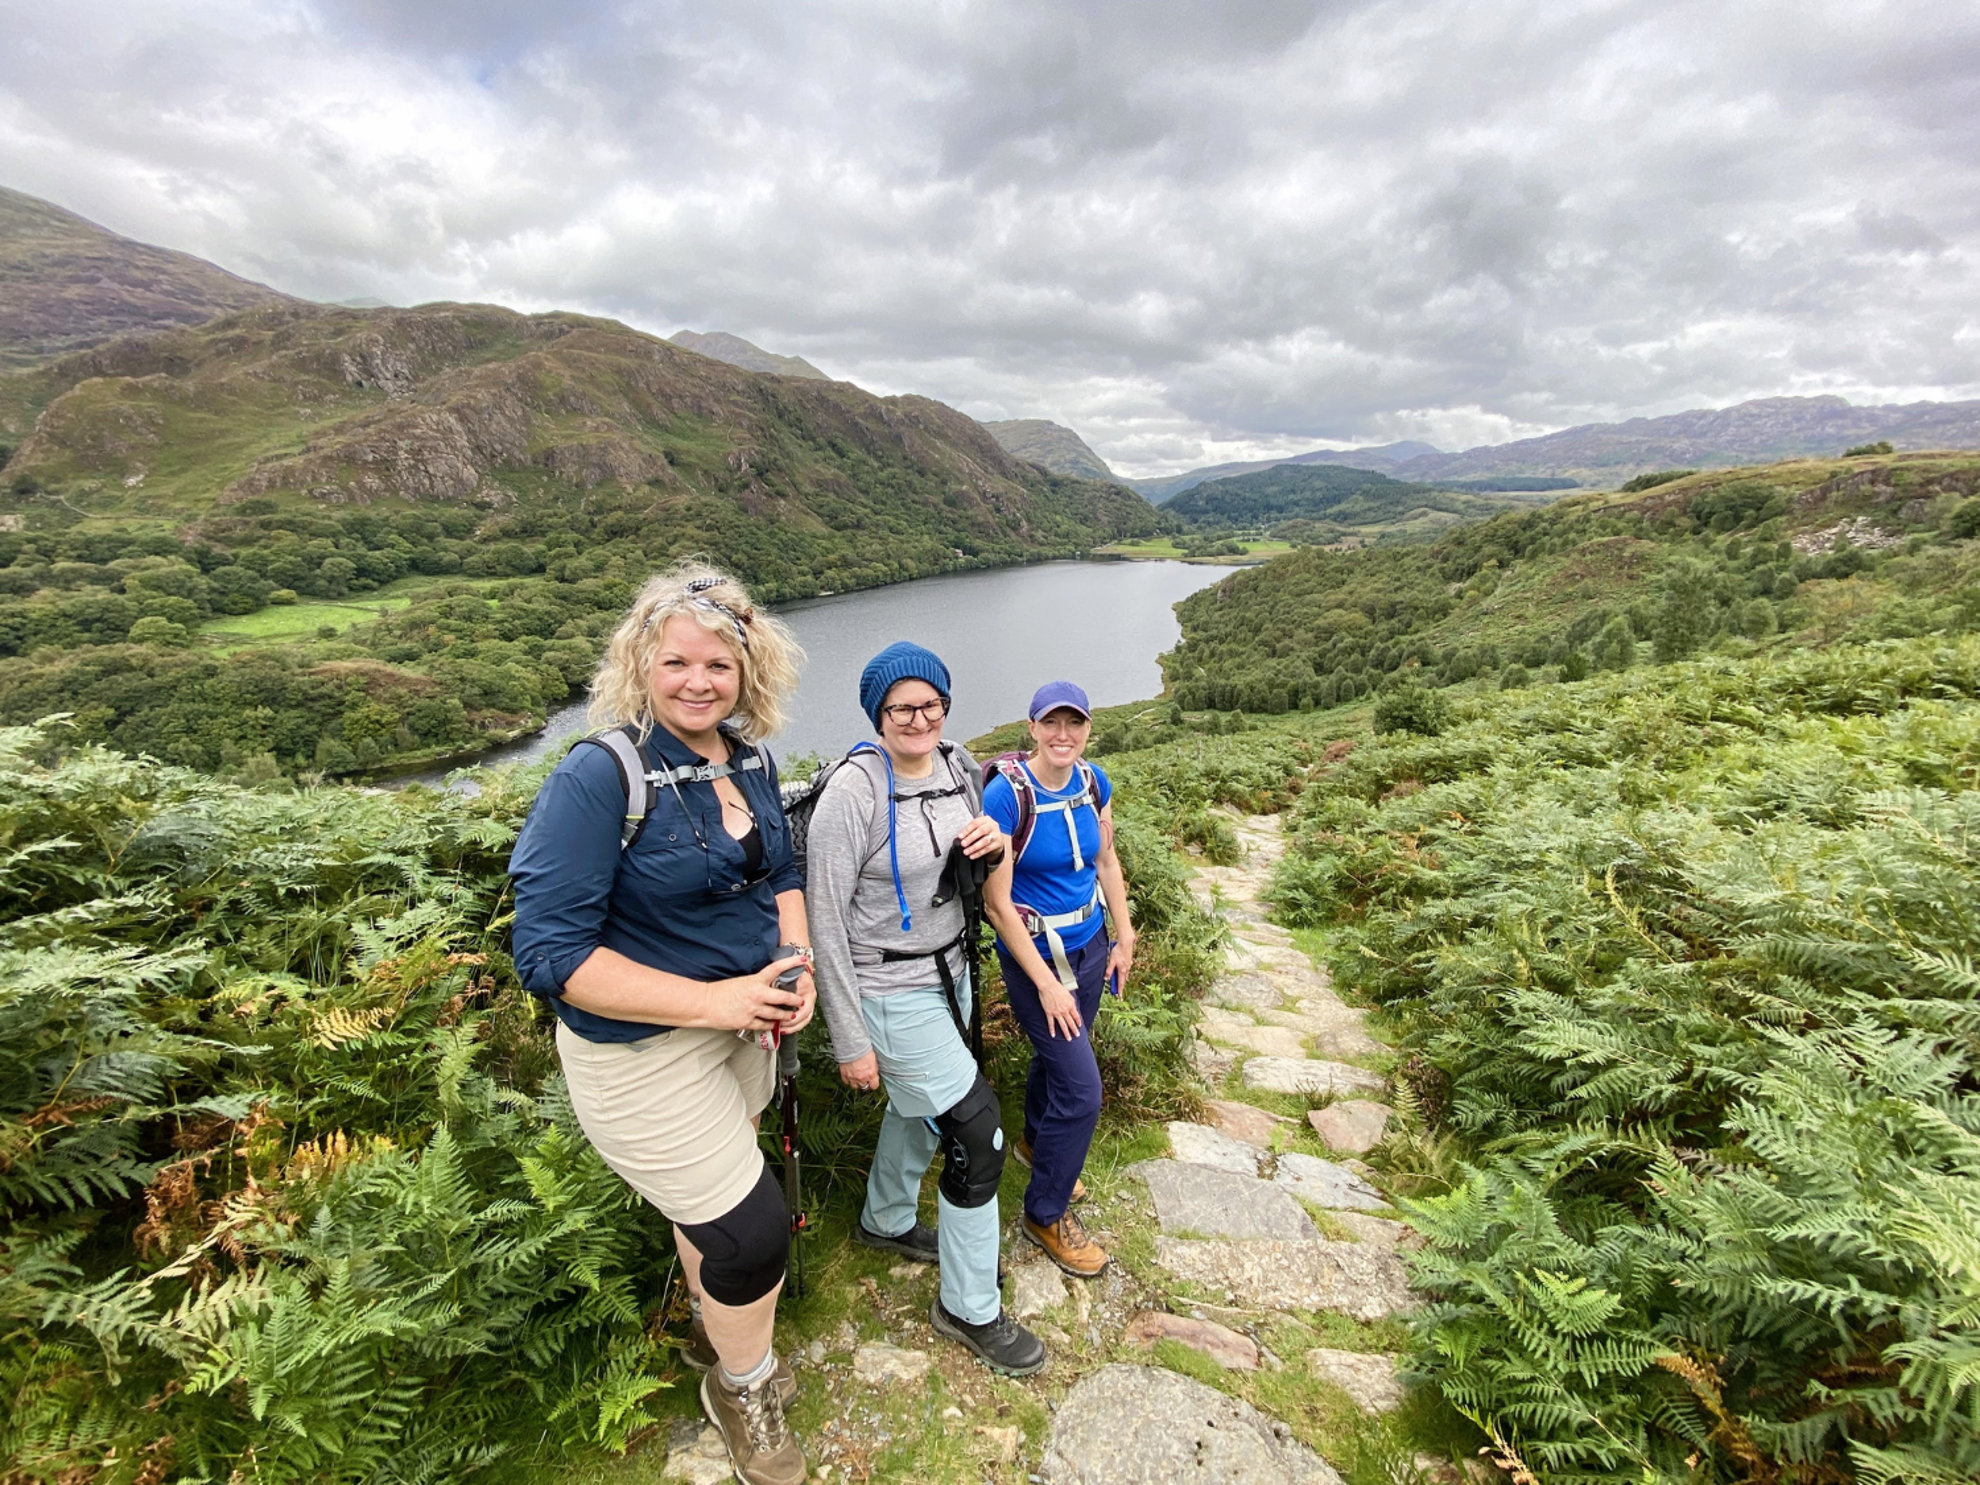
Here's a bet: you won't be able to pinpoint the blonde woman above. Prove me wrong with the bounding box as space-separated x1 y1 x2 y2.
509 562 812 1485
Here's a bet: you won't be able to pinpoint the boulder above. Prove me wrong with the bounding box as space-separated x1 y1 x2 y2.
1154 1237 1416 1321
1133 1160 1318 1241
1307 1100 1393 1155
1040 1363 1342 1485
1167 1120 1264 1175
1122 1310 1261 1370
1306 1348 1406 1413
662 1421 735 1485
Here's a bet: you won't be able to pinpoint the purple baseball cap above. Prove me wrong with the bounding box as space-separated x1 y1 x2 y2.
1027 680 1092 721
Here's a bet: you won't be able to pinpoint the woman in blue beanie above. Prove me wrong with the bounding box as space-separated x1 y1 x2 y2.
804 642 1046 1375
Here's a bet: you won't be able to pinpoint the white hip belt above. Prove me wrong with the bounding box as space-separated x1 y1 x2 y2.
1013 888 1103 989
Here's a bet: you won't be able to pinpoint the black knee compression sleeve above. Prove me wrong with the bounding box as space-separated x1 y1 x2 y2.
932 1075 1006 1210
677 1163 787 1305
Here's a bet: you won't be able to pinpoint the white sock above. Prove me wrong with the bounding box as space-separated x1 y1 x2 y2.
722 1348 774 1389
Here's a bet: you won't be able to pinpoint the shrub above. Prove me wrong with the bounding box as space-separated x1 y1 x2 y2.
1949 498 1980 540
1843 440 1894 457
1619 469 1695 493
1373 682 1450 736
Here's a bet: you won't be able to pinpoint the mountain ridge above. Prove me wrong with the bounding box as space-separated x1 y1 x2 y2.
0 184 294 372
668 328 830 380
980 418 1122 483
1134 397 1980 501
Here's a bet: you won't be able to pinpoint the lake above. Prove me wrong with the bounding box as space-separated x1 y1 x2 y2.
453 559 1220 774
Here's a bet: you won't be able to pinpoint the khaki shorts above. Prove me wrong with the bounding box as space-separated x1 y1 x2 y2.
556 1021 776 1226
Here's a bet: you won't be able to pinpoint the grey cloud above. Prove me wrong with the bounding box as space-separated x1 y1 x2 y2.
0 0 1975 476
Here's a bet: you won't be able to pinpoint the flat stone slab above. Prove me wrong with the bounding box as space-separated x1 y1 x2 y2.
1008 1256 1069 1319
1306 1348 1406 1413
1189 1038 1241 1084
1123 1310 1261 1370
1243 1057 1385 1097
1201 1016 1312 1059
853 1342 930 1386
1040 1363 1343 1485
1208 971 1285 1011
1133 1160 1317 1241
1309 1100 1393 1155
1155 1237 1416 1321
1275 1151 1390 1211
1330 1211 1417 1250
1203 1099 1286 1149
1167 1120 1264 1175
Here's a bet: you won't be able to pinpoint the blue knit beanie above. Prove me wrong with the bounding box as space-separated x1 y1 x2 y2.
859 641 952 730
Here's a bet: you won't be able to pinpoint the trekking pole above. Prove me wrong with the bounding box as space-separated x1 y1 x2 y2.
776 1031 806 1299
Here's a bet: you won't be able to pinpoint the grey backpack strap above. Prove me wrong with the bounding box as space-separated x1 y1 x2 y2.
573 726 651 851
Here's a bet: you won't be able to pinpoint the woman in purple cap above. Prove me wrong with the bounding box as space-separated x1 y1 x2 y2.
980 680 1134 1278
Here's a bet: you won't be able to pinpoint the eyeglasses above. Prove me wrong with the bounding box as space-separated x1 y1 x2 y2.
881 698 949 724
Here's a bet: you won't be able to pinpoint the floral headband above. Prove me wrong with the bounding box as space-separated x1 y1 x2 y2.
643 575 751 648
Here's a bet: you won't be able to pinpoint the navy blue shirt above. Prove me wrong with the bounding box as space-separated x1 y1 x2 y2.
509 724 801 1042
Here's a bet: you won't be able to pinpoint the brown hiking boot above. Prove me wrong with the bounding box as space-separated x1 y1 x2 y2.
701 1364 806 1485
682 1313 796 1409
1021 1210 1110 1278
1013 1139 1088 1202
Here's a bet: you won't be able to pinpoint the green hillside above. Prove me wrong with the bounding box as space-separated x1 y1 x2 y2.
1161 450 1980 712
0 302 1166 776
1162 462 1553 543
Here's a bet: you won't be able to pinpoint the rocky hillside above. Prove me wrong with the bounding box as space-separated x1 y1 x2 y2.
982 418 1124 484
0 302 1157 551
0 185 292 373
668 328 830 379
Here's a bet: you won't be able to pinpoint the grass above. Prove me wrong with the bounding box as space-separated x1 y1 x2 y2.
197 574 513 648
1094 537 1293 562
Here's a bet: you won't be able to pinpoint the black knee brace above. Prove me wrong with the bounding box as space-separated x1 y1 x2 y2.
932 1075 1006 1210
677 1163 787 1305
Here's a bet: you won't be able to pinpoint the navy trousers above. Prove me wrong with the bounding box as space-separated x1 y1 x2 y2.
997 931 1108 1225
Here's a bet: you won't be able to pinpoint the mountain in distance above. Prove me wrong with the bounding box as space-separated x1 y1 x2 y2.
980 418 1123 483
669 329 830 380
1164 461 1551 541
1392 396 1980 485
1136 396 1980 502
0 184 294 372
1135 441 1443 502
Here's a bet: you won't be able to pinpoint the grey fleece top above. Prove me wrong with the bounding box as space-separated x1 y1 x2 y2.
805 746 981 1065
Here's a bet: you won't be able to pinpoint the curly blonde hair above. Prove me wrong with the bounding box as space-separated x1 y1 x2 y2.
587 561 804 742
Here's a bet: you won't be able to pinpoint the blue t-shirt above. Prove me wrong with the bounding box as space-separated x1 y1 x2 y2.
509 726 801 1042
983 760 1113 954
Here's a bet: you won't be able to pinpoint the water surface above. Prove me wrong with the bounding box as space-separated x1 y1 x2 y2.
455 559 1218 776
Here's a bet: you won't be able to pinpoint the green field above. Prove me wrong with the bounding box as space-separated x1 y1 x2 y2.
196 574 511 648
1094 536 1293 562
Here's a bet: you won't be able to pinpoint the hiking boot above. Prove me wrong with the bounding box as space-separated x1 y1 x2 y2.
1021 1210 1110 1278
929 1298 1047 1377
682 1315 796 1409
701 1364 806 1485
1013 1139 1088 1202
854 1217 940 1264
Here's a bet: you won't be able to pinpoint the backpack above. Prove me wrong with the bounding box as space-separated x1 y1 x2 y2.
573 722 769 851
781 741 980 907
982 753 1104 868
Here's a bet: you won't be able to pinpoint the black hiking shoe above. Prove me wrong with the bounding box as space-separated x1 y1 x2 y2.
854 1218 940 1264
929 1298 1047 1376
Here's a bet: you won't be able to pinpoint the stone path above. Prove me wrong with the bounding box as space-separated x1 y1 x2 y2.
1039 813 1419 1484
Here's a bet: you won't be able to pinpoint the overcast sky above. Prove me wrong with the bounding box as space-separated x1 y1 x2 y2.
2 0 1975 476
